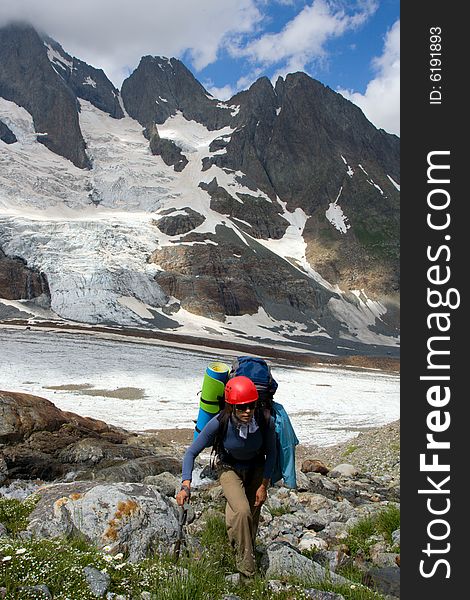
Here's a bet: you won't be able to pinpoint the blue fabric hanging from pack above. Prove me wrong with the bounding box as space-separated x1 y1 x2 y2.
270 400 299 489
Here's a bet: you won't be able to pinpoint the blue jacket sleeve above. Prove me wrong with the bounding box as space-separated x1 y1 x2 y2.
263 416 277 481
181 416 219 482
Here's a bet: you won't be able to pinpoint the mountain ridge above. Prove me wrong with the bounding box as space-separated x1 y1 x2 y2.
0 22 400 356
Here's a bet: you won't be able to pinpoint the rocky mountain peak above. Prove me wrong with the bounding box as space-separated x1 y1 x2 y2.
121 54 231 130
0 23 400 352
41 34 124 120
0 22 90 169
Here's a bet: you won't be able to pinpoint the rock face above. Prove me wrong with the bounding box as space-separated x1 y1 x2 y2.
154 208 205 236
0 118 16 143
42 35 124 120
26 481 179 561
0 23 90 169
152 225 337 322
0 391 180 482
121 55 231 130
0 22 400 347
148 124 188 171
0 249 50 301
199 178 289 240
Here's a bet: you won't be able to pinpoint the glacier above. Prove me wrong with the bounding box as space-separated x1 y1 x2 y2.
1 97 399 350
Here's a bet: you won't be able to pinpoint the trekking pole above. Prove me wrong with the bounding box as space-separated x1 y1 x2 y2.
173 504 189 562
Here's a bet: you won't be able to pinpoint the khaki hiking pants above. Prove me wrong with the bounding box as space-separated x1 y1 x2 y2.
219 465 264 577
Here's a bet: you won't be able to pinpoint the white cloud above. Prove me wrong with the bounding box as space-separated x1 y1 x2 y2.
0 0 262 87
338 19 400 135
230 0 377 69
204 83 236 101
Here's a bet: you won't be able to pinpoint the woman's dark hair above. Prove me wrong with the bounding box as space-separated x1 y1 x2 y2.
210 404 233 467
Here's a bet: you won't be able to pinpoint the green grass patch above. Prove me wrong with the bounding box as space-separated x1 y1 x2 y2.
342 444 358 457
375 504 400 545
197 513 237 573
345 504 400 558
269 506 292 517
0 495 40 536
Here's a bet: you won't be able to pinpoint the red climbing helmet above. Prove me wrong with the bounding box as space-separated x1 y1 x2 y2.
224 376 259 405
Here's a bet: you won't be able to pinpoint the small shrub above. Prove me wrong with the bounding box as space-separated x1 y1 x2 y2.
375 504 400 545
269 506 291 517
300 547 318 560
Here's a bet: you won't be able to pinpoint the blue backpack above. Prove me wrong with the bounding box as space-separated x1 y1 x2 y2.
228 356 278 406
228 356 299 488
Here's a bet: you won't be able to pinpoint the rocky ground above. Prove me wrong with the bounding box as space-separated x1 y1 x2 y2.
296 421 400 480
1 390 400 599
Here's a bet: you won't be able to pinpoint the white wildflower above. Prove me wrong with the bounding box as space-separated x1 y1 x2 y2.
2 556 12 562
113 553 124 560
15 548 27 555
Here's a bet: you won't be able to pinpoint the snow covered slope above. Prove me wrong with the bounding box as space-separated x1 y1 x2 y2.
0 25 400 355
0 96 398 353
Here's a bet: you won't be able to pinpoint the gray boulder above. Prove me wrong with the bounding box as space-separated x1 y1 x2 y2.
143 471 180 497
83 566 111 598
26 481 179 561
262 541 349 585
329 464 358 478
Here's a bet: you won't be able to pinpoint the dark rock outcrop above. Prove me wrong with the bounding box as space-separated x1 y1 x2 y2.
0 249 50 301
42 34 124 119
148 124 188 171
0 118 16 143
121 55 232 130
0 391 179 482
0 23 90 169
199 178 289 240
151 224 338 323
154 207 205 236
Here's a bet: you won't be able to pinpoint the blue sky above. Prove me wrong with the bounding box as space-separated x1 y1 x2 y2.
0 0 400 134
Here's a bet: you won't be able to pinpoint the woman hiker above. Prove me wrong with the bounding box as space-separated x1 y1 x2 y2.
175 375 277 578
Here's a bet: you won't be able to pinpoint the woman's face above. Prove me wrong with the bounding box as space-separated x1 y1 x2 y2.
233 402 257 424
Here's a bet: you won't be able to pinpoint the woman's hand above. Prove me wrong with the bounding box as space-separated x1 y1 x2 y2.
176 481 191 506
254 483 267 507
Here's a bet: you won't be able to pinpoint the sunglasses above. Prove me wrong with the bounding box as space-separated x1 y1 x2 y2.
235 402 257 412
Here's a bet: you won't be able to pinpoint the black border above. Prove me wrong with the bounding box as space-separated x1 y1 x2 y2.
401 2 464 596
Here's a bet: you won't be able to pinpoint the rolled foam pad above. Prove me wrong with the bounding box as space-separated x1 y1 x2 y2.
194 408 213 440
206 361 230 382
200 373 225 414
